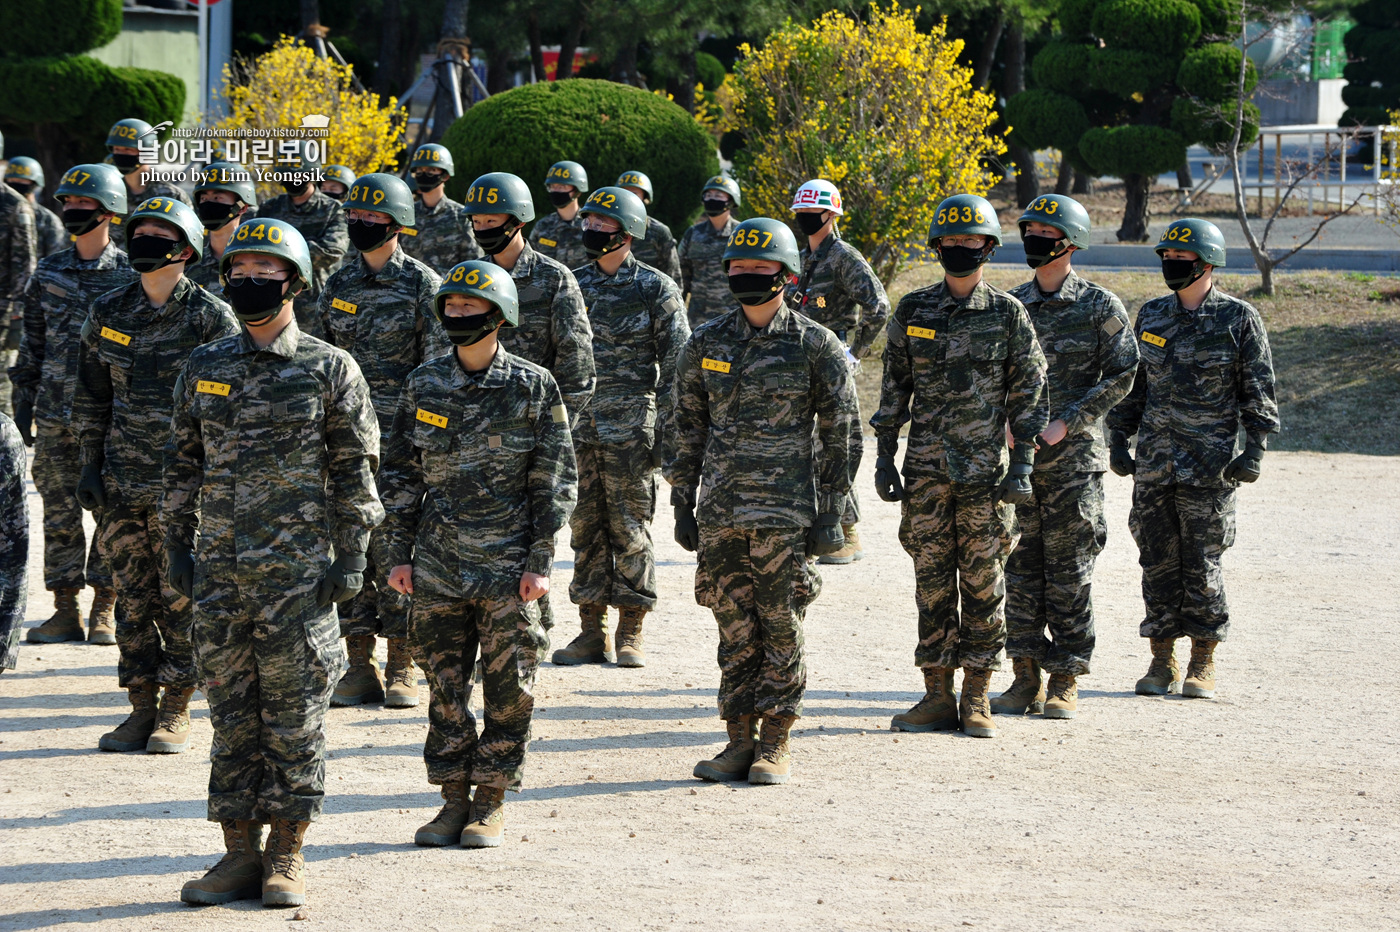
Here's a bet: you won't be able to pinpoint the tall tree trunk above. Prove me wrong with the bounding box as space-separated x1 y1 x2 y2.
557 14 583 80
1055 156 1074 194
1176 160 1193 189
1072 168 1094 195
432 0 472 141
374 0 402 102
486 46 513 95
300 0 321 30
674 45 698 113
527 10 546 83
611 42 645 88
1010 143 1041 207
972 13 1006 90
1004 21 1038 206
1117 173 1152 242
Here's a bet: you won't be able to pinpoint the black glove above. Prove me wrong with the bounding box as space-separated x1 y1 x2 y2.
1223 435 1266 483
673 505 698 552
997 463 1034 505
874 455 903 503
12 399 33 447
806 513 845 557
75 463 106 511
166 548 195 599
1108 431 1136 477
316 552 368 606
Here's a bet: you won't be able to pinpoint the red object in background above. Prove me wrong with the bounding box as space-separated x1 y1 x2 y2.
540 49 594 81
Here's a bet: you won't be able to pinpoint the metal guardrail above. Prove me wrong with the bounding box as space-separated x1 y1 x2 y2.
1227 123 1398 215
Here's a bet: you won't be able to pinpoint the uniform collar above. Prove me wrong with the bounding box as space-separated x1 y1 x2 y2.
417 195 452 218
1173 285 1225 318
1026 270 1087 307
936 278 995 313
597 252 640 284
502 240 539 279
732 303 798 342
449 344 512 389
289 190 333 214
802 229 840 263
357 244 407 283
236 315 302 358
67 239 127 270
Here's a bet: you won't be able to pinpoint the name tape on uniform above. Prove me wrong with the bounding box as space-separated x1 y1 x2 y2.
416 408 449 429
331 298 358 315
100 326 132 346
538 238 557 247
551 404 568 424
907 326 937 340
196 380 231 396
401 228 418 236
45 283 67 297
1141 331 1167 347
701 358 731 374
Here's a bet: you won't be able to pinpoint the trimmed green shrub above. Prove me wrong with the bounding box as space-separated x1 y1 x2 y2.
1080 124 1186 177
0 55 107 123
696 52 725 91
1189 0 1243 37
1171 96 1259 149
441 79 719 232
0 0 122 60
1088 48 1178 96
1177 43 1256 102
1057 0 1103 37
86 66 185 144
1092 0 1202 55
1032 41 1094 95
1005 89 1089 152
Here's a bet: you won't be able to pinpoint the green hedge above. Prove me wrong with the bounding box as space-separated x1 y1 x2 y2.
1093 0 1202 55
0 56 107 124
441 79 719 232
1088 48 1178 96
1057 0 1103 37
1005 89 1089 152
1171 96 1259 149
1190 0 1243 37
1177 43 1257 102
1032 41 1094 95
1080 124 1187 177
0 0 122 60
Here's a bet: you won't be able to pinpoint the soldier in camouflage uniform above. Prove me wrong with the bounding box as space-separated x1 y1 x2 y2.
677 176 741 330
10 163 132 645
319 165 355 202
617 170 683 285
167 217 383 909
787 179 889 566
871 194 1047 740
5 157 66 259
72 197 238 754
669 218 857 786
529 160 589 270
401 143 483 274
105 118 192 230
554 187 689 668
381 260 578 848
993 195 1138 720
254 141 348 339
0 411 26 675
188 162 258 296
1107 218 1278 701
0 132 38 418
319 173 445 709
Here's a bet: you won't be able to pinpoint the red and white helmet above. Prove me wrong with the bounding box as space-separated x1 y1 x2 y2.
790 179 844 215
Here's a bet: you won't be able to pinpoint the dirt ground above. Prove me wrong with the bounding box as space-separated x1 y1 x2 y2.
2 450 1397 931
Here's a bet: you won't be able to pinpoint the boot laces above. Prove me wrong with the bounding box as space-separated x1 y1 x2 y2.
470 787 503 825
1048 677 1075 702
266 826 301 878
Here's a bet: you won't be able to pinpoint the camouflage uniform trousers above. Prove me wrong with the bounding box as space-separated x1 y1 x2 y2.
697 525 818 720
1129 482 1236 643
898 476 1018 671
814 394 863 527
568 439 658 610
97 497 195 689
0 348 15 414
1004 471 1106 676
342 527 410 639
410 587 545 790
194 573 346 823
33 421 110 589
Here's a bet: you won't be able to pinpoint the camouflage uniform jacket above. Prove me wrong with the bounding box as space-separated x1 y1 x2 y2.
9 242 135 419
633 216 682 286
788 231 890 360
0 184 37 344
33 203 67 260
572 253 690 447
676 215 738 326
0 412 26 671
400 194 483 274
185 232 228 295
668 305 858 528
1106 286 1278 489
162 318 385 579
379 349 579 596
113 180 191 231
529 211 587 271
318 246 446 436
492 241 595 427
872 279 1048 484
72 276 239 504
1008 271 1138 474
254 190 350 298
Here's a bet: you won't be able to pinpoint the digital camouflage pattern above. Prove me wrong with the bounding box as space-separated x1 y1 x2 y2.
569 440 658 611
254 189 350 339
529 211 587 271
633 216 682 286
30 424 110 589
163 317 383 823
1128 483 1236 642
0 184 36 412
113 178 190 230
185 232 228 295
676 215 738 329
32 204 67 260
378 348 576 789
788 232 890 360
0 412 26 671
400 194 484 274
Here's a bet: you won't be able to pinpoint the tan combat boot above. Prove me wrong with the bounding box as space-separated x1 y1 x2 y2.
147 686 195 753
87 587 118 645
331 635 384 706
693 714 759 782
550 603 615 665
383 637 420 708
959 667 997 738
748 713 797 785
1043 673 1078 719
890 667 959 732
818 524 864 565
98 684 159 751
261 819 310 907
1182 639 1218 699
990 657 1046 715
1135 637 1181 696
27 587 84 642
460 785 506 848
180 820 264 905
415 780 472 846
616 607 647 667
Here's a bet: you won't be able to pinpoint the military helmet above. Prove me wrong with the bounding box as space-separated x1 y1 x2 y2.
126 196 205 262
545 160 588 193
1017 194 1091 249
55 163 127 214
722 217 801 278
107 118 154 150
927 193 1002 247
1155 217 1226 267
410 143 455 178
790 179 843 215
616 170 654 202
194 161 258 206
462 172 535 223
436 260 520 327
322 165 357 187
5 156 44 189
702 174 741 206
221 217 314 297
579 186 648 239
344 172 416 227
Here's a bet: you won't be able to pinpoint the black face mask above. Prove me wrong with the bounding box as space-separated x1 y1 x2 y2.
197 200 240 231
937 244 989 278
728 271 786 307
347 217 395 252
281 180 311 196
474 219 520 256
1161 257 1206 292
225 277 289 323
439 311 500 346
414 172 445 193
702 197 730 217
112 152 141 175
582 228 626 259
6 180 35 198
548 190 576 209
128 235 186 273
796 212 828 237
1022 233 1068 269
324 188 348 203
63 207 105 237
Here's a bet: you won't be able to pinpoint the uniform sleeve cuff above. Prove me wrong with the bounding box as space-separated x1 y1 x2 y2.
526 544 554 577
669 486 696 509
817 492 847 516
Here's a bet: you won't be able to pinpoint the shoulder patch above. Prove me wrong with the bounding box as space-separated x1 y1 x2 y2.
551 404 568 424
1102 316 1125 337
